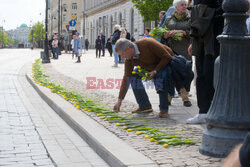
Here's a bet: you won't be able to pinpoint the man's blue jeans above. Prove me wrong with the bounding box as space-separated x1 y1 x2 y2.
101 45 105 56
130 66 171 111
112 44 118 65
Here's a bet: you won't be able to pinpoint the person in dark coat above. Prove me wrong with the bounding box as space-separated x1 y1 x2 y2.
95 36 102 58
100 32 106 56
186 0 224 124
85 38 89 51
125 29 131 40
106 35 112 57
48 33 54 57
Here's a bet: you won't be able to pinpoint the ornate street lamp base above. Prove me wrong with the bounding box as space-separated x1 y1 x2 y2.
199 127 248 157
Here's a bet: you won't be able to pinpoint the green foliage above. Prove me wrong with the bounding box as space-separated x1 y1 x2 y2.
150 27 183 40
29 22 45 43
0 30 12 45
131 0 173 22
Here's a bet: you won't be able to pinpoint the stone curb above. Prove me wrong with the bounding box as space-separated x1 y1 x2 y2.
26 73 157 167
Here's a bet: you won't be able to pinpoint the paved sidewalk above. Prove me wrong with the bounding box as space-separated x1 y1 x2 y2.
0 49 109 167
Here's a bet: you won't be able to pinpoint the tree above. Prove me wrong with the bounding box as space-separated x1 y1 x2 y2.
29 22 45 47
0 30 12 47
131 0 173 25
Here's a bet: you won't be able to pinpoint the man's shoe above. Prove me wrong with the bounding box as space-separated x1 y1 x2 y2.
75 61 81 63
186 114 207 124
112 64 118 67
159 110 168 118
132 106 153 114
184 101 192 107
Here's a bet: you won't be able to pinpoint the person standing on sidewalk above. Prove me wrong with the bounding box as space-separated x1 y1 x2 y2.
163 0 192 107
71 35 76 59
52 36 59 59
74 32 82 63
186 0 224 124
111 25 121 67
106 35 113 57
95 36 102 58
113 38 175 118
85 38 89 51
100 32 106 56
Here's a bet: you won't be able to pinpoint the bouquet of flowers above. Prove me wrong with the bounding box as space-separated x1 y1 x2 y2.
132 66 152 80
150 27 183 40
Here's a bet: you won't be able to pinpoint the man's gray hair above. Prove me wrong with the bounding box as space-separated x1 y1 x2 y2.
173 0 188 7
115 38 134 53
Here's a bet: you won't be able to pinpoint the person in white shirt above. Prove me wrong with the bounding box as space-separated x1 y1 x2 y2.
71 35 76 59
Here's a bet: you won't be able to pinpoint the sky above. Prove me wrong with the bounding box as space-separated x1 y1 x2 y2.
0 0 45 30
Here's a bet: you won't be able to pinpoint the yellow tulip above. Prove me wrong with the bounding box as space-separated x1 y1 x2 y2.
149 138 155 142
137 65 141 69
155 142 159 145
138 70 142 73
144 135 149 139
122 126 127 129
116 123 121 126
76 105 80 109
136 131 142 135
104 118 108 121
87 110 91 112
132 71 136 74
127 129 133 132
97 113 103 116
163 144 169 148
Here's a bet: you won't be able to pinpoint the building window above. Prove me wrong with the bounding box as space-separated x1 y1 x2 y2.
63 4 67 12
63 15 66 22
72 3 77 10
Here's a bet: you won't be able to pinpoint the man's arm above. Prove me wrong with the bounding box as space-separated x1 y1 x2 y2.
113 60 133 111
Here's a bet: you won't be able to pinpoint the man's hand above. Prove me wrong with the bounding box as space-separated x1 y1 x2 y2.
113 99 122 112
188 44 192 56
149 70 157 78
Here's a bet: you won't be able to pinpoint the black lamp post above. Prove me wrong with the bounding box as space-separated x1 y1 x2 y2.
58 0 61 38
42 0 50 63
199 0 250 157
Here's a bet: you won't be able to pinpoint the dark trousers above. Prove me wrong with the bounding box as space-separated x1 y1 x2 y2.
101 45 105 56
107 48 112 56
131 66 171 111
85 44 88 51
96 48 101 58
195 53 216 114
52 48 59 59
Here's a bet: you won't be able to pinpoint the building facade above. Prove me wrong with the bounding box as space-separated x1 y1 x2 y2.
83 0 145 47
6 24 31 48
48 0 83 39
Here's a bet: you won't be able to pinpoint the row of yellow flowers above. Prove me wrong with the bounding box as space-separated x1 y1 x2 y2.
33 59 197 148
